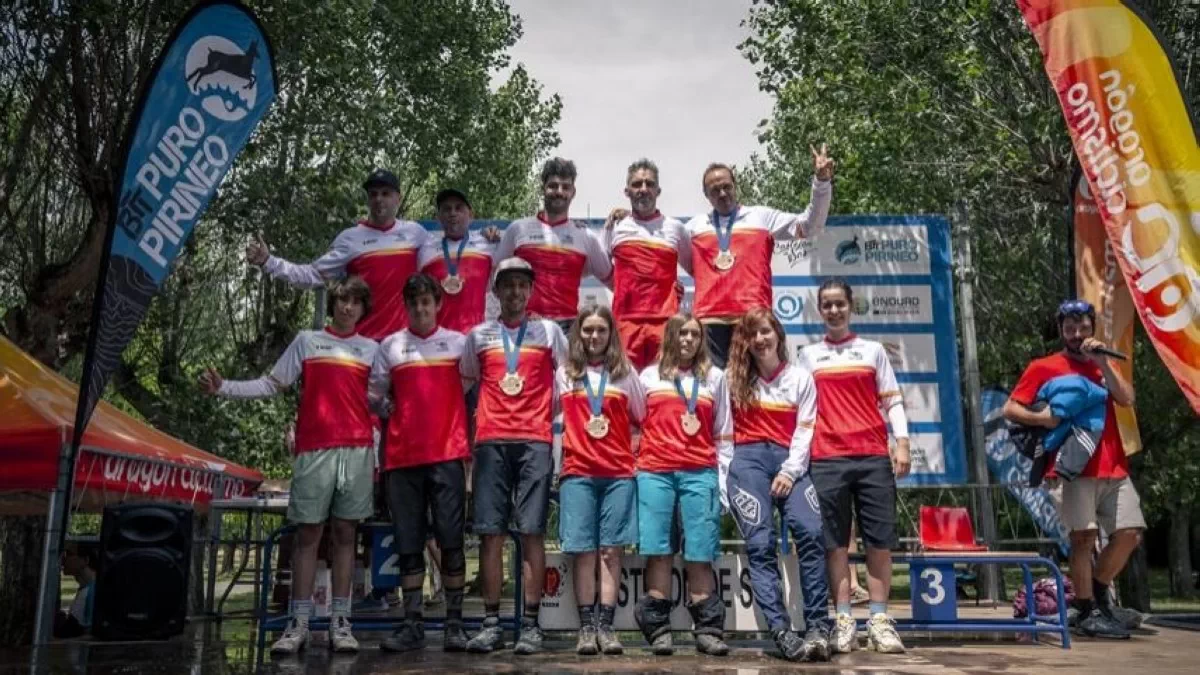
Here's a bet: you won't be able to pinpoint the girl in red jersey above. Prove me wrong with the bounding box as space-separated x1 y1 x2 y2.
555 305 646 655
633 313 732 656
800 279 909 655
726 308 830 663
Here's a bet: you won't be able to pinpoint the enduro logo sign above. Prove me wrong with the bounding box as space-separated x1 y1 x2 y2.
185 36 260 121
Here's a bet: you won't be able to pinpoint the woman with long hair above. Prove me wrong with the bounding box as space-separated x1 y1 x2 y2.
725 307 830 663
632 313 731 656
555 304 646 655
801 279 909 654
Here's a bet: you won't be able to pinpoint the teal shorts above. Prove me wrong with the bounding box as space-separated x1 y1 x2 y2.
636 468 721 562
558 476 637 553
288 446 375 524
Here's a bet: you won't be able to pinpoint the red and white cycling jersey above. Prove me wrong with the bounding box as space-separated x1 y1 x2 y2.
219 327 378 455
461 317 567 445
731 362 817 480
556 365 647 478
495 213 612 320
417 230 497 333
800 334 903 460
637 364 733 474
604 211 686 321
683 179 831 322
370 326 470 470
263 219 429 340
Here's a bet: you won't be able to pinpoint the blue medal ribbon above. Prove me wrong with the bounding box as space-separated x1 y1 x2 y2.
501 320 527 374
583 367 609 418
674 374 700 415
442 234 468 277
713 206 738 253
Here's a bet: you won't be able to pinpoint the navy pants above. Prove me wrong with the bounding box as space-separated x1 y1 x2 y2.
728 442 830 632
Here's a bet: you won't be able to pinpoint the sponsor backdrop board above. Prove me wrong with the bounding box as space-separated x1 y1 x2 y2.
424 215 966 485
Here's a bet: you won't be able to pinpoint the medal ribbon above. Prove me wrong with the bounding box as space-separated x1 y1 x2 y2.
674 375 700 415
583 367 609 418
501 320 527 375
442 234 469 277
712 206 738 254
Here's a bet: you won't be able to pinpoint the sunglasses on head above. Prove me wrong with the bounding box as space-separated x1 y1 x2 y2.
1057 299 1094 315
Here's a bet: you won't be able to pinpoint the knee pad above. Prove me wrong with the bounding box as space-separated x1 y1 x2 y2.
399 551 425 577
634 596 672 643
442 547 466 578
687 593 726 635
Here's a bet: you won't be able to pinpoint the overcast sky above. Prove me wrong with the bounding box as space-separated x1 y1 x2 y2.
504 0 773 219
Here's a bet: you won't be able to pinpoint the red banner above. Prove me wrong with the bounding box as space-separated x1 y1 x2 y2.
1019 0 1200 413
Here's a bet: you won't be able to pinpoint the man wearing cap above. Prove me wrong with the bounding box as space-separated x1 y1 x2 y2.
494 157 613 333
246 168 430 340
459 258 567 655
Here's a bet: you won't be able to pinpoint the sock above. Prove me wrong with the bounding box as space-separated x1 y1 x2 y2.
1093 580 1112 610
485 603 501 622
868 601 888 617
836 601 852 616
403 586 423 620
598 604 615 628
579 603 595 627
1072 595 1094 615
523 604 540 627
291 598 313 629
445 585 465 621
331 596 351 619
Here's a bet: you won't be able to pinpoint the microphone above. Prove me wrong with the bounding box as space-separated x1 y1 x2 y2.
1087 346 1128 361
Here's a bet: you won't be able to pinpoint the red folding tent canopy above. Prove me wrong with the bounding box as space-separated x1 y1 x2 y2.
0 335 262 514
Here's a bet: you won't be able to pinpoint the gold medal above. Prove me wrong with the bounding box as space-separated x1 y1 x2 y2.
499 372 524 396
714 250 735 271
680 412 701 436
441 274 464 295
586 414 610 439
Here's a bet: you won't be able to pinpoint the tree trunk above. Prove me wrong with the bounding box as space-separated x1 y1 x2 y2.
1117 542 1152 612
1168 506 1195 599
0 516 45 646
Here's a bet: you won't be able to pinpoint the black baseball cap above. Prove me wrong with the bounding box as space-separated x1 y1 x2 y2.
435 188 471 209
363 168 399 191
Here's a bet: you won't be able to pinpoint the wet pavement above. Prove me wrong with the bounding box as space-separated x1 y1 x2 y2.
5 620 1199 674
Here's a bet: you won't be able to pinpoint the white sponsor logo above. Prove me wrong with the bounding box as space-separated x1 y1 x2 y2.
184 36 260 121
733 487 761 526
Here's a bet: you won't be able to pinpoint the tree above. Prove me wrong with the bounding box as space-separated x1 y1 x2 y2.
0 0 560 645
738 0 1199 601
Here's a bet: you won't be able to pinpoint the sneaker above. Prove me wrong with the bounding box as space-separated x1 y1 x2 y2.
866 613 905 653
514 620 545 655
850 586 870 606
695 632 730 656
575 623 599 655
1077 608 1131 639
1111 605 1144 630
832 612 858 653
649 631 673 656
443 618 469 652
270 620 309 655
772 628 805 661
380 619 426 653
352 594 389 615
1067 606 1081 627
799 626 830 662
328 615 359 653
596 624 623 655
466 617 504 653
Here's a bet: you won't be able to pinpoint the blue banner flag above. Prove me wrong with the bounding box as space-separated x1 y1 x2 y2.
71 0 276 464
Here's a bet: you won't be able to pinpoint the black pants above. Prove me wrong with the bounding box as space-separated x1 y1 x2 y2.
705 323 736 369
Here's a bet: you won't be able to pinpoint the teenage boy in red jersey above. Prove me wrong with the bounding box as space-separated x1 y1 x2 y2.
200 277 377 655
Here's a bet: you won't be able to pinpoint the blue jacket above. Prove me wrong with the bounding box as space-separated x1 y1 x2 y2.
1036 374 1108 450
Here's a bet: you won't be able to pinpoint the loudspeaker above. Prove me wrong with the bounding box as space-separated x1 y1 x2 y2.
93 503 193 640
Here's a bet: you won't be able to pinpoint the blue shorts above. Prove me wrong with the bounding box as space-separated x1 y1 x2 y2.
636 468 721 562
559 476 637 553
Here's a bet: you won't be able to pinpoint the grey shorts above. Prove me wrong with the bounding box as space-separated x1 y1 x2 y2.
1047 476 1146 534
288 446 375 524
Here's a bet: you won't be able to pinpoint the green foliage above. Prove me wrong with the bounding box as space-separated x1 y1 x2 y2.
738 0 1199 532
